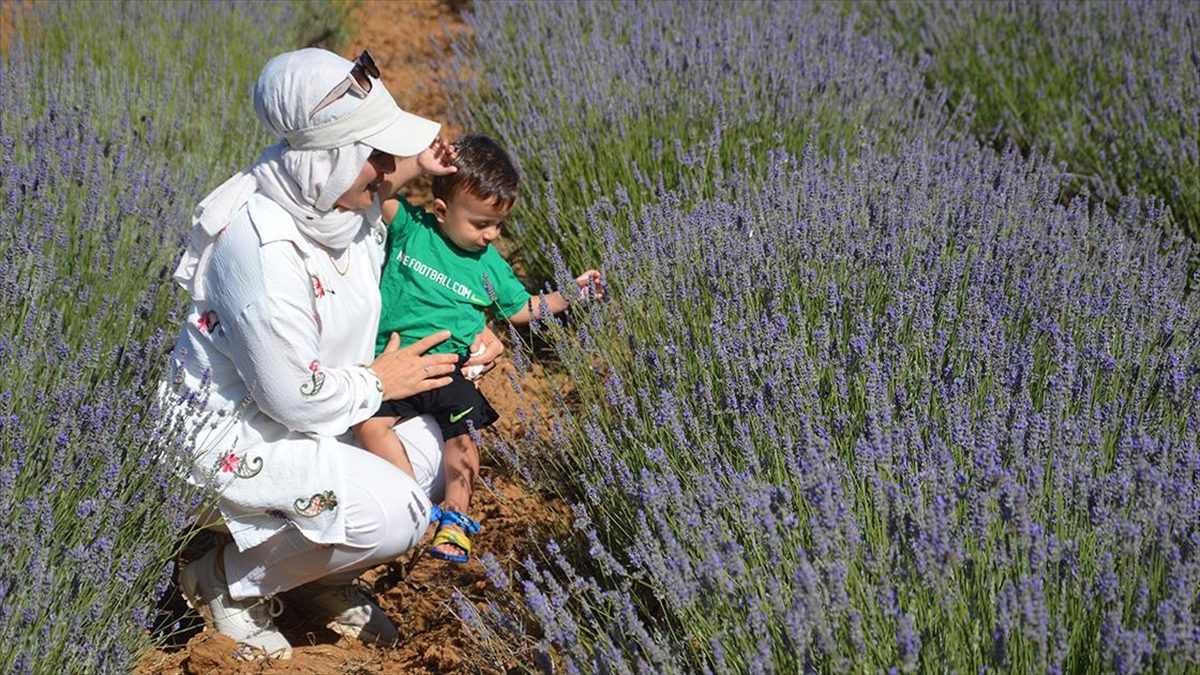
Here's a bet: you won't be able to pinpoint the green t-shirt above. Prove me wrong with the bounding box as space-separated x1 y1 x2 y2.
376 198 530 356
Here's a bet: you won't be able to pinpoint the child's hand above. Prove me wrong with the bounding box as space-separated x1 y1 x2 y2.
575 269 604 301
463 327 503 380
417 138 458 176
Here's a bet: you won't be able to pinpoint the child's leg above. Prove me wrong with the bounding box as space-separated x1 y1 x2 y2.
413 368 498 562
426 372 495 515
352 416 415 480
440 433 479 515
432 433 480 559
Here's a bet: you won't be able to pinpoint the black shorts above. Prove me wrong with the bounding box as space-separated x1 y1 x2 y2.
373 367 498 439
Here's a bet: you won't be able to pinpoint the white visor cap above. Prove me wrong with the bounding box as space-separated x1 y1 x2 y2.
255 48 440 157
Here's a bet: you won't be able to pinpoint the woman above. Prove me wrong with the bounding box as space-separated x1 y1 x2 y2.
161 48 499 660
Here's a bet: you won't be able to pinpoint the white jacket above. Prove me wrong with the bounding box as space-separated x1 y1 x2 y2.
162 194 441 551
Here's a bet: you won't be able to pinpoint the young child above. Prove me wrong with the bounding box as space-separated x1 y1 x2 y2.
356 134 602 563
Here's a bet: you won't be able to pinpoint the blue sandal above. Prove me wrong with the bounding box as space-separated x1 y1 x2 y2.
428 510 481 563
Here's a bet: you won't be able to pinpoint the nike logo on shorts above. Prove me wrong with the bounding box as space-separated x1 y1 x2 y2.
449 407 475 423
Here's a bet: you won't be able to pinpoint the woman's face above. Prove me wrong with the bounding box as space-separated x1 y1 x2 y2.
335 150 396 211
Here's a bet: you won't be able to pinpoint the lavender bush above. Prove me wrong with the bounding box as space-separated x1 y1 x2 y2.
862 0 1200 241
0 1 344 670
444 0 965 279
491 134 1200 673
442 1 1200 671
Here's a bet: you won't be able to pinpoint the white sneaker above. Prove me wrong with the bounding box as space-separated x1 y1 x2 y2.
178 546 293 660
289 582 399 647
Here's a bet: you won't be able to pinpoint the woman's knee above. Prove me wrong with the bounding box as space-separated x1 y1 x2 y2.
340 451 431 555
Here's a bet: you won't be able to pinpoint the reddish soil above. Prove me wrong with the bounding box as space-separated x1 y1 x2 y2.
0 0 37 54
138 445 568 674
356 0 472 208
137 2 571 673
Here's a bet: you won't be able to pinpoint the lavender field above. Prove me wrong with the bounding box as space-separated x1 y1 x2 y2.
448 1 1200 673
1 0 1197 672
0 1 343 670
865 0 1200 242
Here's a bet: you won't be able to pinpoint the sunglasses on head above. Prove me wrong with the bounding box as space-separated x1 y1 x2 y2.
308 50 381 120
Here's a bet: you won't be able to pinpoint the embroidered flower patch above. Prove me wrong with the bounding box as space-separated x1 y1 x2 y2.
294 490 338 517
301 360 326 396
196 310 220 334
214 451 263 479
310 274 335 299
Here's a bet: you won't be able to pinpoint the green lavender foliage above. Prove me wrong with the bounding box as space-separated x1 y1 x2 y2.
860 0 1200 241
444 0 964 281
446 1 1200 672
0 2 347 671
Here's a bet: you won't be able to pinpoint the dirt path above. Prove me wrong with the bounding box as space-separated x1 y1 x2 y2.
354 0 471 207
137 3 569 673
0 0 37 54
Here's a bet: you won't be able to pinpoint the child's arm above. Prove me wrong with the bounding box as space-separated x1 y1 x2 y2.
379 138 458 222
506 269 603 325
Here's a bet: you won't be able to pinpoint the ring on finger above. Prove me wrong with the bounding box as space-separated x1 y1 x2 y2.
422 365 430 375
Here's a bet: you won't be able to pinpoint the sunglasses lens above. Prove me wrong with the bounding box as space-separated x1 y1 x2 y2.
350 68 371 94
358 50 380 79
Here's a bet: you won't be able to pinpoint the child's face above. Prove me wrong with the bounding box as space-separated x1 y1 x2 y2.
431 190 514 253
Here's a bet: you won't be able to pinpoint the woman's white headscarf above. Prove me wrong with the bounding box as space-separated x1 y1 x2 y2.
174 48 439 301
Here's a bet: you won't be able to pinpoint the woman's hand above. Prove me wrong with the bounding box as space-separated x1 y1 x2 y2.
371 331 459 400
462 327 504 380
416 138 458 176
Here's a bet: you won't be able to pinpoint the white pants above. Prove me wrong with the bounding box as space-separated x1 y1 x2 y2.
224 416 445 600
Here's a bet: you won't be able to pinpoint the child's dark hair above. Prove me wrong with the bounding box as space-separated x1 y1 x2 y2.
432 135 519 210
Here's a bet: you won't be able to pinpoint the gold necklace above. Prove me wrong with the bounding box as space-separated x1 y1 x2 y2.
328 247 352 276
